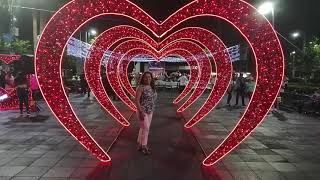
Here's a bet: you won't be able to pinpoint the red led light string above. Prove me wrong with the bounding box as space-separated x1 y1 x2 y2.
85 25 159 124
0 88 19 110
118 49 158 97
35 0 284 165
0 54 21 64
116 27 232 113
118 48 199 101
105 39 211 112
159 28 231 114
86 25 211 120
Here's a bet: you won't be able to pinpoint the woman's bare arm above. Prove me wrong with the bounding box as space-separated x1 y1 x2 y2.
135 86 143 112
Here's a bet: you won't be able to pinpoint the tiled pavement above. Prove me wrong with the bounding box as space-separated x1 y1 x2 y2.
0 94 132 180
180 91 320 180
0 92 319 179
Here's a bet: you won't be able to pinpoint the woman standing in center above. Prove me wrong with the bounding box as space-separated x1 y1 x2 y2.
136 71 157 155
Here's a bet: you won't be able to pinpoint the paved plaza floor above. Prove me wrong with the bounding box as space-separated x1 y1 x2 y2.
0 91 319 179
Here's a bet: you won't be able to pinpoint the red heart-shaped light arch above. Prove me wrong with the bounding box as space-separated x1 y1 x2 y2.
87 25 231 128
115 26 233 110
118 48 199 103
105 39 212 111
35 0 284 165
116 48 199 101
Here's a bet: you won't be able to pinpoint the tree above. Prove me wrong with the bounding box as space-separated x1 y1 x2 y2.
9 39 32 54
306 37 320 68
304 37 320 82
89 36 97 44
308 37 320 60
0 38 32 54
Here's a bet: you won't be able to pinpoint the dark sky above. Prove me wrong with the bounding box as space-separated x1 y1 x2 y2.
131 0 320 39
1 0 319 43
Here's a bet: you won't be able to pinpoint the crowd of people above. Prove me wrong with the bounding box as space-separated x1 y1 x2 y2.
226 72 255 107
0 70 40 116
1 68 319 117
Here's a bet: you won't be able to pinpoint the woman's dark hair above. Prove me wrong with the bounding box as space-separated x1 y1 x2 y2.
139 71 155 91
15 72 27 85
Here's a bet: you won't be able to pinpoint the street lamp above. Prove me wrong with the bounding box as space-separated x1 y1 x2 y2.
83 29 97 43
291 31 306 53
290 51 296 78
89 29 97 36
258 1 275 26
292 32 300 39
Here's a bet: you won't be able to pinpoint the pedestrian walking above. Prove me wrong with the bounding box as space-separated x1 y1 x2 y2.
15 72 30 116
226 78 235 106
246 77 255 99
234 72 246 107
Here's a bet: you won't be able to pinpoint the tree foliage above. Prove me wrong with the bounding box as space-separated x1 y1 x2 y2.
307 37 320 64
0 38 32 54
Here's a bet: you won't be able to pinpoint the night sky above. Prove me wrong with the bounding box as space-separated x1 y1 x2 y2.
1 0 320 44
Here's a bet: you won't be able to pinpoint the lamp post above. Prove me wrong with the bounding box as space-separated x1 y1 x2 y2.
291 31 306 54
258 1 275 27
290 51 296 78
83 29 97 43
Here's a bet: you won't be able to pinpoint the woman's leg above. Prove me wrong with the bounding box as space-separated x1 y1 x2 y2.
18 91 24 114
137 112 143 145
241 91 245 106
141 113 149 147
235 91 240 106
142 113 153 147
141 112 153 154
23 90 30 114
227 92 232 105
145 112 153 142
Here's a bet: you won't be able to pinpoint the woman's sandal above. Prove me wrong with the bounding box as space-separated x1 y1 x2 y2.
141 147 151 155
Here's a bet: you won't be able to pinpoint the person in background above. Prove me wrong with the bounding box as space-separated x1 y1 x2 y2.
30 74 39 99
226 78 235 107
296 89 320 113
80 74 90 98
246 76 255 99
177 73 188 93
274 78 287 111
15 72 30 116
234 72 246 107
5 71 14 88
29 74 41 114
163 71 169 81
0 70 6 88
210 75 216 89
135 71 157 155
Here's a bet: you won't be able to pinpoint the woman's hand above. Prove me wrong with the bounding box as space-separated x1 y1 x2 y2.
138 110 144 121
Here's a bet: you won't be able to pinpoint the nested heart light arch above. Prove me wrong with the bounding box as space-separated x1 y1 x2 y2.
89 38 212 110
118 48 199 103
35 0 284 165
86 25 232 128
111 47 200 104
105 39 212 108
115 26 232 111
